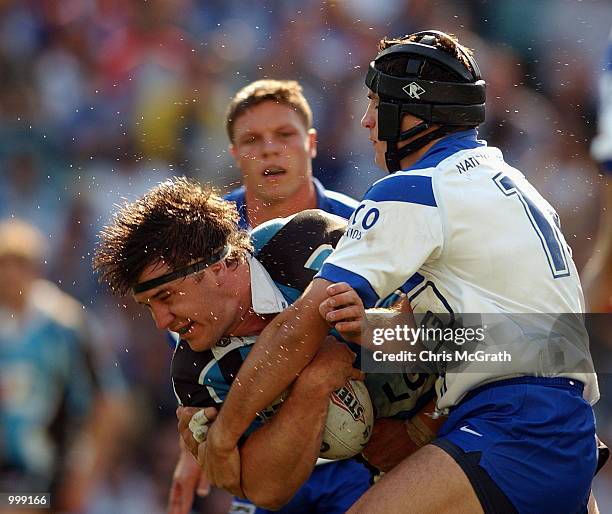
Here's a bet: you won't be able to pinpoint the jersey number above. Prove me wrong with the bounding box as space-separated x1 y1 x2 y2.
493 173 570 278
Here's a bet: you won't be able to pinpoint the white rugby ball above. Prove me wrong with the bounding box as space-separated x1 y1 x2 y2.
320 379 374 460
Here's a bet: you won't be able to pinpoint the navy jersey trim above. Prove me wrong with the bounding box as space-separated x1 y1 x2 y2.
432 439 519 514
406 128 485 172
314 178 357 219
317 263 379 308
224 187 249 230
400 272 426 294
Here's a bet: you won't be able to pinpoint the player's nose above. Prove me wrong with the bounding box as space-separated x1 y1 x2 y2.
260 137 281 156
361 107 375 129
150 304 175 331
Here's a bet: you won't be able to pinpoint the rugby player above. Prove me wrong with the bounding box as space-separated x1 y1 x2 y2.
203 30 602 513
93 178 439 511
174 78 364 514
223 79 356 230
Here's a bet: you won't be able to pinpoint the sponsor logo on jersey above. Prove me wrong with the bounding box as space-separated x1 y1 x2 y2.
216 337 231 347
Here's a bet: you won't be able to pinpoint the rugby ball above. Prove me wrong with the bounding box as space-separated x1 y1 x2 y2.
320 379 374 460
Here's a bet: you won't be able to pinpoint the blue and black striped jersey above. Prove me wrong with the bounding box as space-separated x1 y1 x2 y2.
171 209 435 429
171 210 347 424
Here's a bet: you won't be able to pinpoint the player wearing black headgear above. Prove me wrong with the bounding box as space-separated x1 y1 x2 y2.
364 30 486 172
204 29 601 514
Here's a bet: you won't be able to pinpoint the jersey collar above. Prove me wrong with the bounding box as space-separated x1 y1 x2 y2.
248 255 289 314
407 128 486 171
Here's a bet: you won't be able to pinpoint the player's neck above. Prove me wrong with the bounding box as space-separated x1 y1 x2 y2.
227 263 276 335
230 309 274 336
244 181 317 228
397 138 440 170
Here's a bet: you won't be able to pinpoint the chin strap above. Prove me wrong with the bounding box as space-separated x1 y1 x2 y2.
384 124 461 173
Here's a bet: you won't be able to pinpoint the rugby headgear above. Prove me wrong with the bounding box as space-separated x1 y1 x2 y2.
365 30 486 172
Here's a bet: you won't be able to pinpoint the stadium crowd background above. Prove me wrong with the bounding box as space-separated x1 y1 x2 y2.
0 0 609 512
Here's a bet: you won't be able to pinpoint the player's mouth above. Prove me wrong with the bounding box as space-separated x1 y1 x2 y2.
177 321 195 336
262 166 287 178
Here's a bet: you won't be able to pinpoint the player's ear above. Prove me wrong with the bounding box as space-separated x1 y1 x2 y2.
308 128 317 159
208 260 227 287
229 143 237 160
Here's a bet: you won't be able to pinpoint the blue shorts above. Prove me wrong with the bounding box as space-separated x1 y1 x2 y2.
433 377 598 514
229 459 370 514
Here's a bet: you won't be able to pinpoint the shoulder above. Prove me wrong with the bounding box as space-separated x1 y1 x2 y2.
252 209 348 256
323 189 359 217
223 186 245 203
313 178 358 219
364 170 438 207
30 280 87 334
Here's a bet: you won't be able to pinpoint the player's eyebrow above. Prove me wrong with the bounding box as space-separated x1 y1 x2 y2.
136 287 170 305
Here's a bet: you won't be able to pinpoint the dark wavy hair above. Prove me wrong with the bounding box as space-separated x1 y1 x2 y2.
93 177 252 295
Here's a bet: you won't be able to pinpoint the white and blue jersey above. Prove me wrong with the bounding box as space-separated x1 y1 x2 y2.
317 129 598 411
592 26 612 173
224 177 357 230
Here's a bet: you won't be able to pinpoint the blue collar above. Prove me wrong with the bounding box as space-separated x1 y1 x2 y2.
225 177 328 230
312 177 331 212
406 128 486 171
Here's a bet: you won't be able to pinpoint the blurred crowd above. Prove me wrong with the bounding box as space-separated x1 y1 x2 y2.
0 0 610 513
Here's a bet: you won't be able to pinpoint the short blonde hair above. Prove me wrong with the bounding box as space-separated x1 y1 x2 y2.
0 219 45 262
225 79 313 143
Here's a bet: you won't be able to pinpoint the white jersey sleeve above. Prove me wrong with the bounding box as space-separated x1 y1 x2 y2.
317 172 443 307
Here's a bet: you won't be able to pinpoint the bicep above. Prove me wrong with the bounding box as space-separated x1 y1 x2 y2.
269 278 332 340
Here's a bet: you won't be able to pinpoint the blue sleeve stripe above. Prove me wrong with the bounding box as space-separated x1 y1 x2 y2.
366 175 436 207
400 272 425 293
317 263 380 308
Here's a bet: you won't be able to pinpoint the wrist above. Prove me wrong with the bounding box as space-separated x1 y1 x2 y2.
294 370 337 399
209 413 241 450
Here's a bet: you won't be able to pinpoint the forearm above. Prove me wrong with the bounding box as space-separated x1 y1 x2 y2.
240 378 330 509
216 279 331 444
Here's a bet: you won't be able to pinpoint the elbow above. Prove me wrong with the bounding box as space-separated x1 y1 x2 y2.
243 484 295 511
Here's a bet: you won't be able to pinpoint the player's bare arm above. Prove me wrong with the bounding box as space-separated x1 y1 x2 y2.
167 436 210 514
179 338 362 508
239 338 362 508
204 277 333 489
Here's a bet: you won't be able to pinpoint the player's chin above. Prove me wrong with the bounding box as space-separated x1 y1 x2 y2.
373 151 387 172
182 330 214 352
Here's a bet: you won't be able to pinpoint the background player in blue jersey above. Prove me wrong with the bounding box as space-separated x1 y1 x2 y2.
223 79 356 230
93 179 379 514
203 31 602 513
